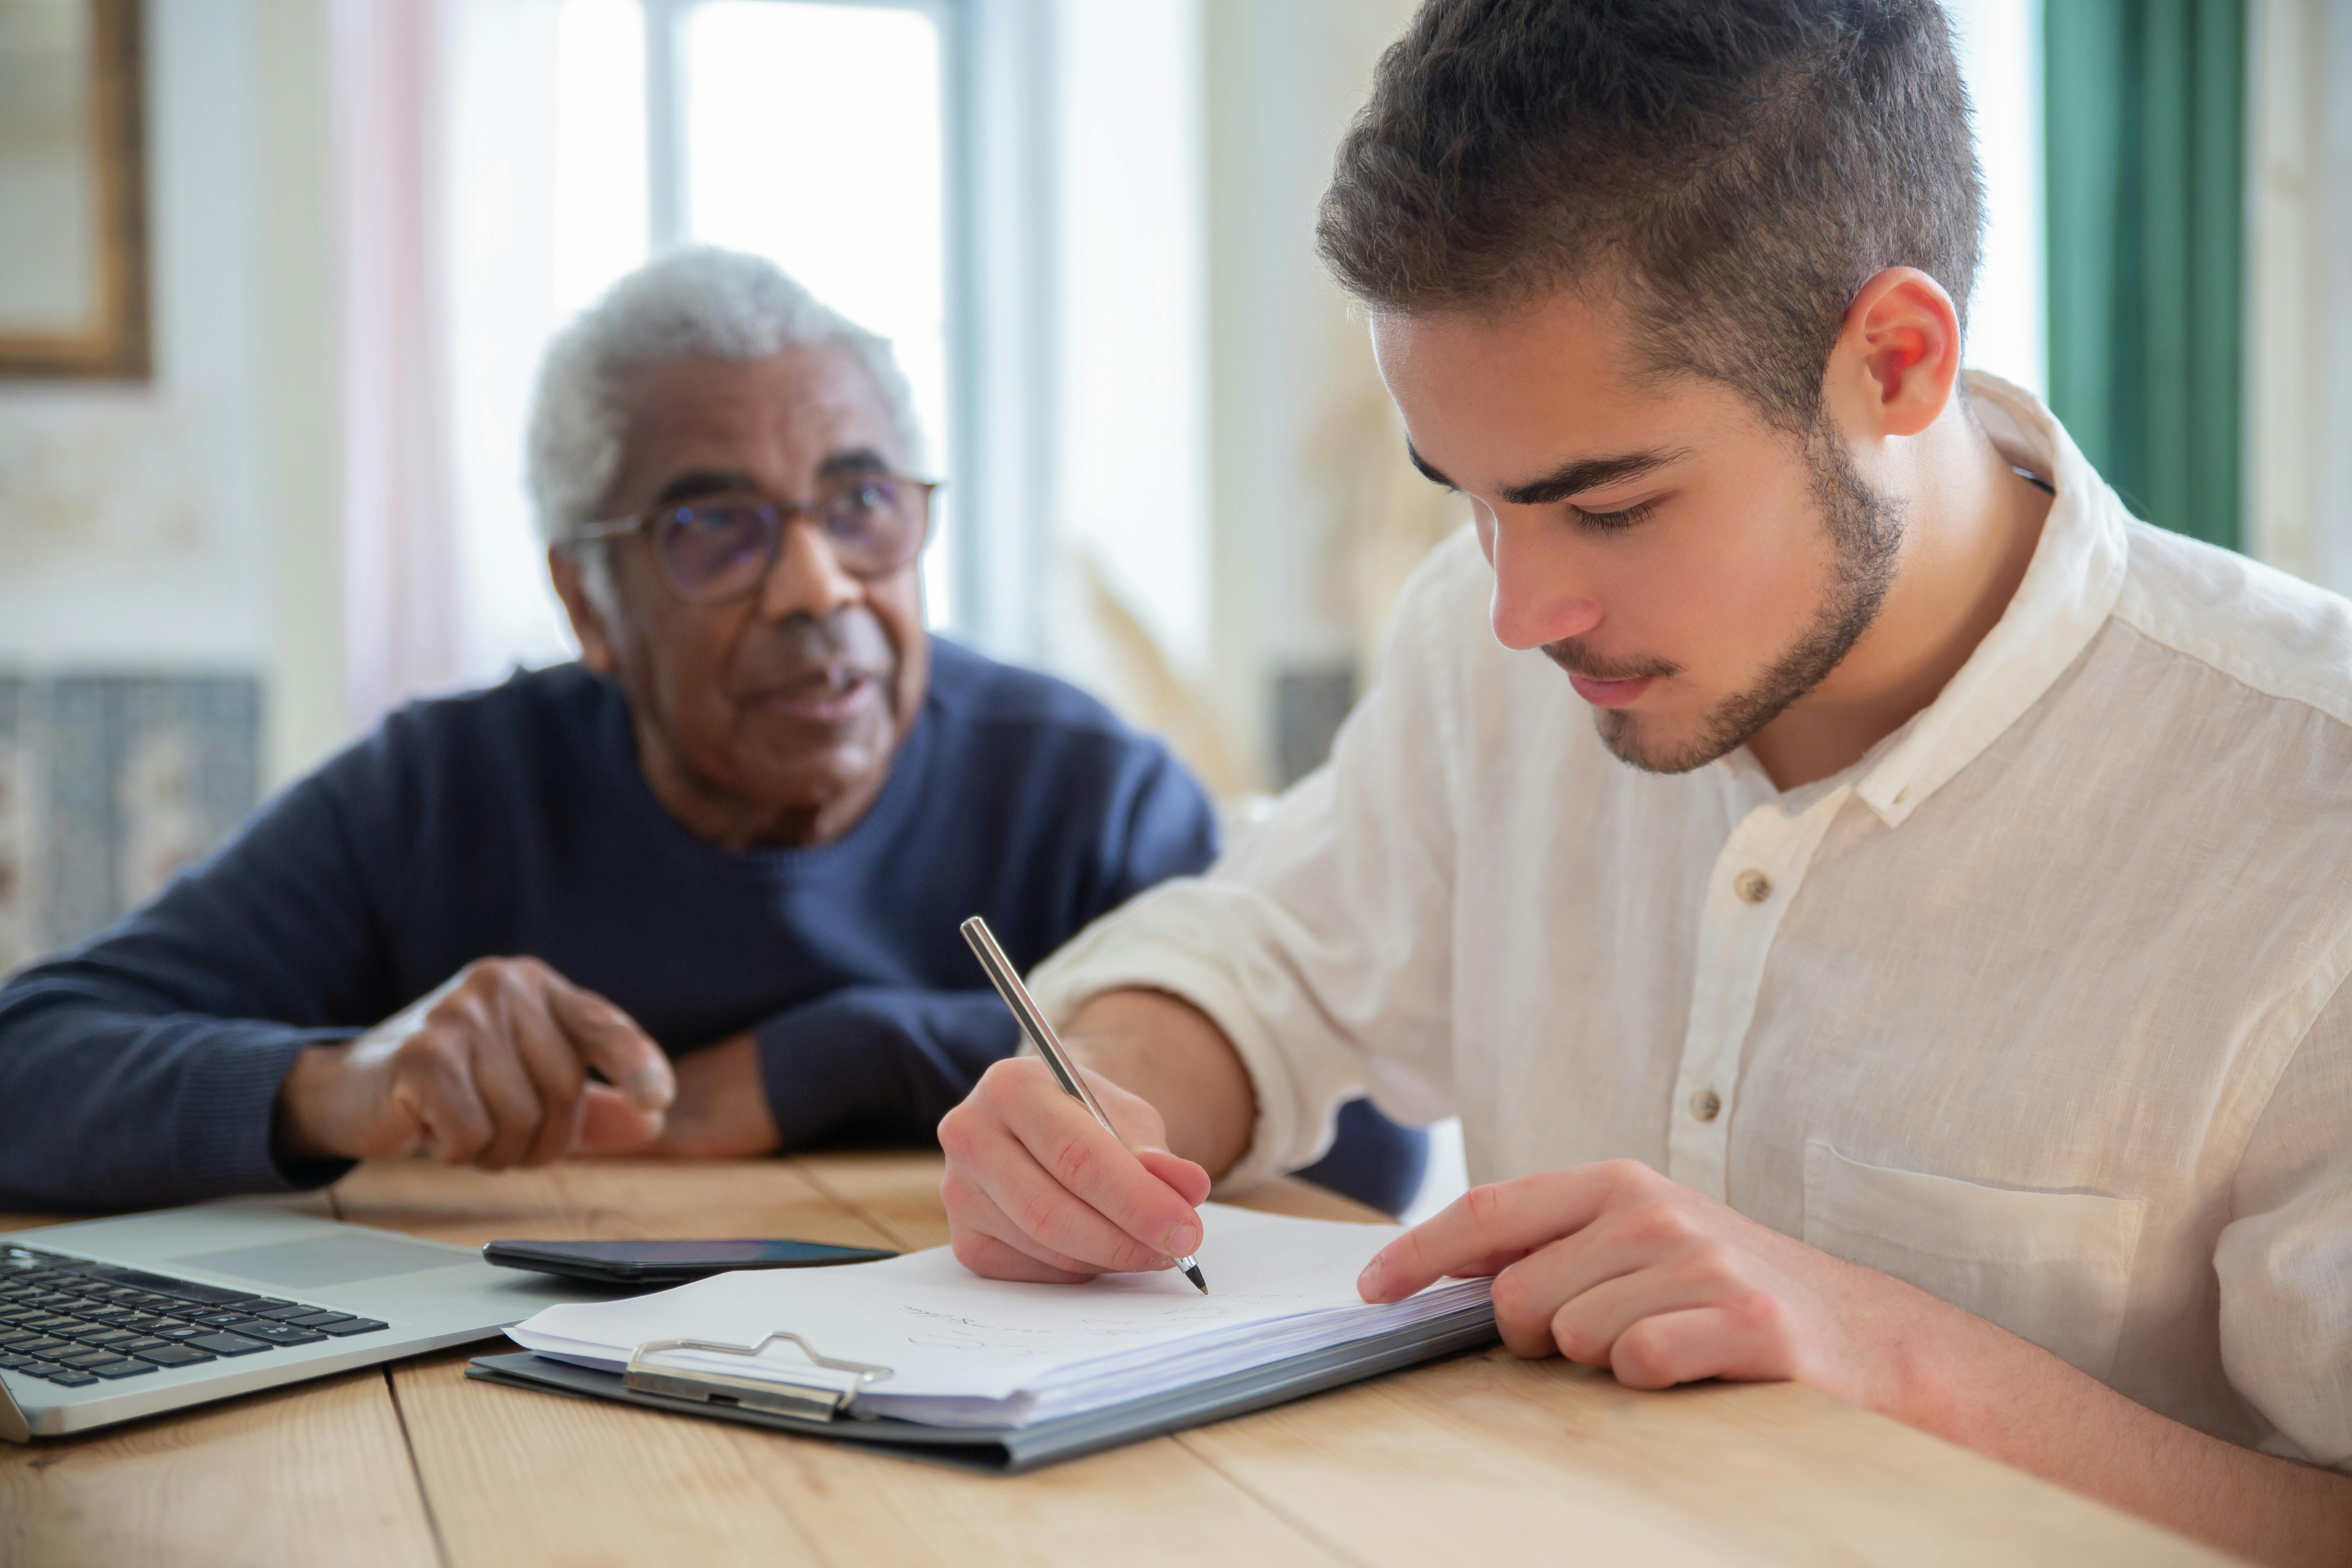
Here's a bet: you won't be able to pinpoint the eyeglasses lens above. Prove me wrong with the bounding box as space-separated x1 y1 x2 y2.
817 477 918 569
652 481 928 601
657 503 777 600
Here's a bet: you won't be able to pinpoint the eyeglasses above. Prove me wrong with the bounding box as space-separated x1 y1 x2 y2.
571 472 939 605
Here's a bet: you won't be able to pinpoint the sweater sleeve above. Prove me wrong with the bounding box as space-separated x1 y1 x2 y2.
753 988 1021 1147
0 759 397 1211
751 720 1222 1150
1078 736 1223 920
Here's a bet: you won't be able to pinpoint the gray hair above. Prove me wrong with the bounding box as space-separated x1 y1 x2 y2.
526 246 927 555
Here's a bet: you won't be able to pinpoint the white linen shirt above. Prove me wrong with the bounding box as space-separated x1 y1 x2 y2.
1030 375 2352 1469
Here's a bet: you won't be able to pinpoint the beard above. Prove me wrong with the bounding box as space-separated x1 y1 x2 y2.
1548 425 1905 776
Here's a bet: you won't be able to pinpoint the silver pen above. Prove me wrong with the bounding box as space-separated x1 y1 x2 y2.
960 915 1208 1294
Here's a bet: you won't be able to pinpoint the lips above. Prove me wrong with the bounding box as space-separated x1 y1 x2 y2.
1565 672 1655 708
751 665 881 722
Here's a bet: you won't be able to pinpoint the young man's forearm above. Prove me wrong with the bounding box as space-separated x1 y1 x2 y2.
1062 988 1258 1179
1052 994 2352 1566
1909 1330 2352 1567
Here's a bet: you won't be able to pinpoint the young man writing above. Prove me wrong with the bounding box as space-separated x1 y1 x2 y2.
933 2 2352 1561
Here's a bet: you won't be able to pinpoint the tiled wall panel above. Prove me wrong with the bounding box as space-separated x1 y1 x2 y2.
0 675 261 978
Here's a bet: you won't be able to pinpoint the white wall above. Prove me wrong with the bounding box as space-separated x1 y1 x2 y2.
2246 0 2352 595
0 0 345 786
1051 0 1210 682
0 0 275 671
257 0 345 785
1200 0 1428 782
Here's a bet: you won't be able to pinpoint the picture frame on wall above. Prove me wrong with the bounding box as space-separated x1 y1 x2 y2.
0 0 148 379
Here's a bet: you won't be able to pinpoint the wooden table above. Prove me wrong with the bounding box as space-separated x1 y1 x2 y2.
0 1154 2233 1566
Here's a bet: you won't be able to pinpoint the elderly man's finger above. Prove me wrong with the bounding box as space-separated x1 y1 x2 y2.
1359 1160 1657 1303
391 1043 493 1162
543 981 674 1111
464 1028 549 1169
506 990 592 1165
576 1083 665 1153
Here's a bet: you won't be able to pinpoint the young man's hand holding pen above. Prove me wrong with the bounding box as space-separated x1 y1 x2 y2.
938 949 1259 1286
938 1055 1212 1283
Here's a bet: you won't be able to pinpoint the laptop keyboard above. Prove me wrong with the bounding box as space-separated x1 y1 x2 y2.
0 1245 387 1390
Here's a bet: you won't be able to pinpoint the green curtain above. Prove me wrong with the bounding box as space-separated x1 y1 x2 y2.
2043 0 2245 550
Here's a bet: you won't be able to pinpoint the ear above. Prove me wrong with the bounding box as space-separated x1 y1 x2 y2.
548 546 618 676
1824 267 1963 441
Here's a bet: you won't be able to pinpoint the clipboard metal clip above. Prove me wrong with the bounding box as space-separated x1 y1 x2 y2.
624 1331 895 1421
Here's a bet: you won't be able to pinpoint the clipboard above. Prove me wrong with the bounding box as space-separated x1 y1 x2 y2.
465 1294 1497 1473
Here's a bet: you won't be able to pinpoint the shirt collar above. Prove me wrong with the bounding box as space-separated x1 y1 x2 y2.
1844 371 2130 827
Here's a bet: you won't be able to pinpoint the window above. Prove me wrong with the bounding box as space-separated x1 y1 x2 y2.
552 0 969 630
1948 0 2047 396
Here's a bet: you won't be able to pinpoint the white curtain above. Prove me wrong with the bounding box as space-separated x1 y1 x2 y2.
334 0 585 737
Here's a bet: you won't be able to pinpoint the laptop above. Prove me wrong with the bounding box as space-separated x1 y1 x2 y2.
0 1201 615 1441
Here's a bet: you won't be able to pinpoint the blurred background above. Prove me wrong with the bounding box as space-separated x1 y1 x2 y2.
0 0 2348 975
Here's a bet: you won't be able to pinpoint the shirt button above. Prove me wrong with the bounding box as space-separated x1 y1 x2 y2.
1689 1088 1722 1121
1733 869 1772 903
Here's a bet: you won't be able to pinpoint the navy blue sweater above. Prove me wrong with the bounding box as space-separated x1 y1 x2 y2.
0 644 1224 1210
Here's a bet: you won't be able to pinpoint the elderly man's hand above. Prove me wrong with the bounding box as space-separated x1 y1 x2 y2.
627 1032 782 1159
274 958 676 1168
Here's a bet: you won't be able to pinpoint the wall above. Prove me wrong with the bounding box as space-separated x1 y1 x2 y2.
2246 0 2352 595
1200 0 1461 788
0 0 344 788
257 0 345 785
0 1 275 675
0 0 343 964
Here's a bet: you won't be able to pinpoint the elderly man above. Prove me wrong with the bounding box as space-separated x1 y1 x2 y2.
0 247 1419 1214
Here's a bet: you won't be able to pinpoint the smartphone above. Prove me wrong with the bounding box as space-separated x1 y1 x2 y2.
481 1237 897 1286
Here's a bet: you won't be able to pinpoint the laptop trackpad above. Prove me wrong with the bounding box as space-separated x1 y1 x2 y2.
170 1234 468 1290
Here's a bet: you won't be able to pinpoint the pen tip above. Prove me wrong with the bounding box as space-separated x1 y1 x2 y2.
1183 1262 1207 1295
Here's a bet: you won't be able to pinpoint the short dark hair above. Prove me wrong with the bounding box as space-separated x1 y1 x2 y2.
1317 0 1983 430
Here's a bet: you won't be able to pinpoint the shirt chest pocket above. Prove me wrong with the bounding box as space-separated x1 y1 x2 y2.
1802 1141 2145 1383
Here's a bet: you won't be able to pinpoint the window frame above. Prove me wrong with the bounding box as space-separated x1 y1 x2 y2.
633 0 1031 648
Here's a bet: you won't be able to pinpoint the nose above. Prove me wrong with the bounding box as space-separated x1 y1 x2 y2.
1485 509 1603 651
757 517 863 623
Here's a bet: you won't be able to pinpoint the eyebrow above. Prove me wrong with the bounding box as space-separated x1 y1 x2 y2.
815 447 891 481
1406 441 1456 490
653 468 756 506
650 448 892 508
1405 441 1690 507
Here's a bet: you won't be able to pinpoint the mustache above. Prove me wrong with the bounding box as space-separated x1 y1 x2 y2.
739 609 895 690
1541 638 1680 683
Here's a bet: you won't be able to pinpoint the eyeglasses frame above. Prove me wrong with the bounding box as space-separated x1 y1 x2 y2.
567 472 942 606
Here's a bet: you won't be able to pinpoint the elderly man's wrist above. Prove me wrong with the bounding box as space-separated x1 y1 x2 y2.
272 1041 358 1163
660 1032 782 1157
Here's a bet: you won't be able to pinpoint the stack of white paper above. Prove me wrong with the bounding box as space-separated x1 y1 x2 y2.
506 1204 1491 1429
